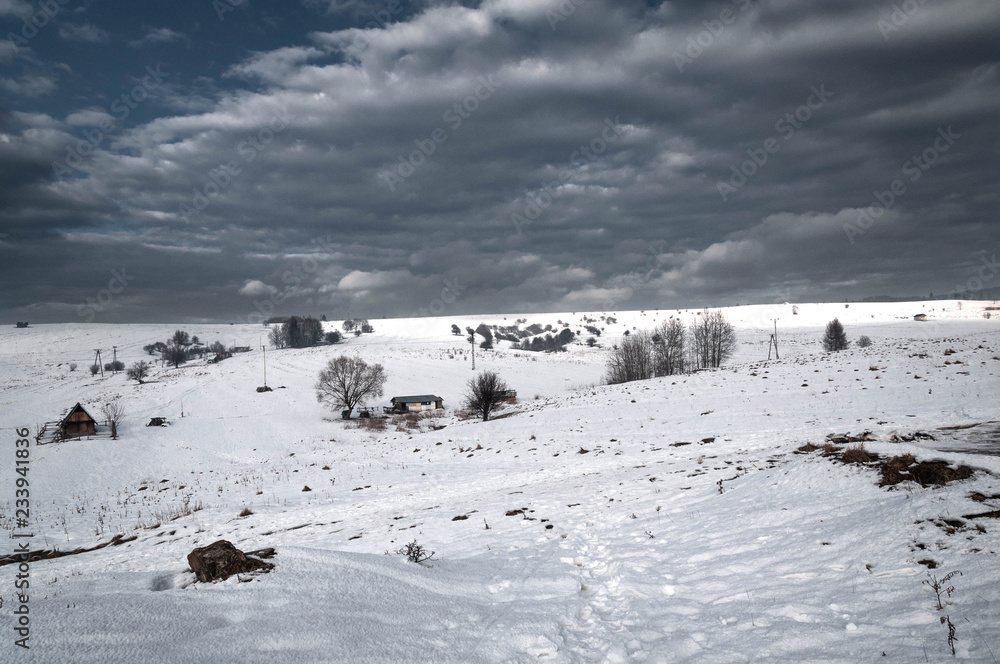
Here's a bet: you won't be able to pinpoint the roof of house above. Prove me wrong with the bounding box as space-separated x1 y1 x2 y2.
59 402 96 427
391 395 443 403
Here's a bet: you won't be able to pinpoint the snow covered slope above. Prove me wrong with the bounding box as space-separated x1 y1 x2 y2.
1 300 998 662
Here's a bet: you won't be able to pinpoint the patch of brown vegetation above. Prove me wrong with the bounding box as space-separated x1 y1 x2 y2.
841 444 875 464
879 455 974 487
879 453 917 485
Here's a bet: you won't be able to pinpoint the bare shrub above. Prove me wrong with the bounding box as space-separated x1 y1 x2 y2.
238 507 254 517
857 335 872 348
126 360 151 384
359 416 387 431
396 540 435 564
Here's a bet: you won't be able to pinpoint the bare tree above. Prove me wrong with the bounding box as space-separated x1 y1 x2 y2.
315 356 387 418
605 330 655 384
652 318 686 376
126 361 151 384
163 342 187 368
268 325 286 349
689 310 736 369
101 397 125 439
464 370 510 421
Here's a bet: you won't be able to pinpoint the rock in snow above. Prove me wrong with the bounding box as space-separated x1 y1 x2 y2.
187 540 274 582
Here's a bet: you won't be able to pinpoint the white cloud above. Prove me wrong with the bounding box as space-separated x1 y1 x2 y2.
66 108 115 127
0 0 30 17
337 269 411 292
129 27 187 48
59 23 110 43
239 279 278 297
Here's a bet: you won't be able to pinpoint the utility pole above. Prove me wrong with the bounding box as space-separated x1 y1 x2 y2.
471 334 475 370
261 337 267 389
767 319 780 360
112 346 118 372
94 349 104 377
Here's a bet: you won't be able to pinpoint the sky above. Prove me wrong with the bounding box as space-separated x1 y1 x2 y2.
1 0 998 324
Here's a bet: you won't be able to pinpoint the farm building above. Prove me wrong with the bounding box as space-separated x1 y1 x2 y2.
387 395 444 413
58 403 98 438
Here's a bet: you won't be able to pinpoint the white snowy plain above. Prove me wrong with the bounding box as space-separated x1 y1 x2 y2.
1 300 999 663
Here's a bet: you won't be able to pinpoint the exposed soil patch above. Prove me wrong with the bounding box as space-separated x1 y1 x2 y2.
963 510 1000 520
0 533 137 567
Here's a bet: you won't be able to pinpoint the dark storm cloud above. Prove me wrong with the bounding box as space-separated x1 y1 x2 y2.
0 0 998 323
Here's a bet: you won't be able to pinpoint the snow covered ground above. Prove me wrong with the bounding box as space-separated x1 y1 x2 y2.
1 300 998 662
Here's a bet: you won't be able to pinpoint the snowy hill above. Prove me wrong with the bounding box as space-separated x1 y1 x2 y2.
1 300 999 662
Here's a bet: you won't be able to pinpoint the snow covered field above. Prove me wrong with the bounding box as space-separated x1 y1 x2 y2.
1 300 999 662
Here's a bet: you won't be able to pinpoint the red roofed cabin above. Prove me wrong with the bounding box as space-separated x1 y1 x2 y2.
59 403 97 438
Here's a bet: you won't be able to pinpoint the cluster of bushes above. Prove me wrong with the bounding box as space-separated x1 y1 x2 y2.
512 328 575 352
453 320 578 351
269 316 330 349
605 311 736 384
342 318 374 335
142 330 226 368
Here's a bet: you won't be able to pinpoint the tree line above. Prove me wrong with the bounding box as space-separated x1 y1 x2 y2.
605 310 736 384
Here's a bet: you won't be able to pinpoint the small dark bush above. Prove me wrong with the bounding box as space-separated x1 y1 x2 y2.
857 335 872 348
396 540 434 564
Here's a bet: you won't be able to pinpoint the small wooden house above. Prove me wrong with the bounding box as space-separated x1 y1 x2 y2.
59 403 97 438
913 313 928 321
388 395 444 413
